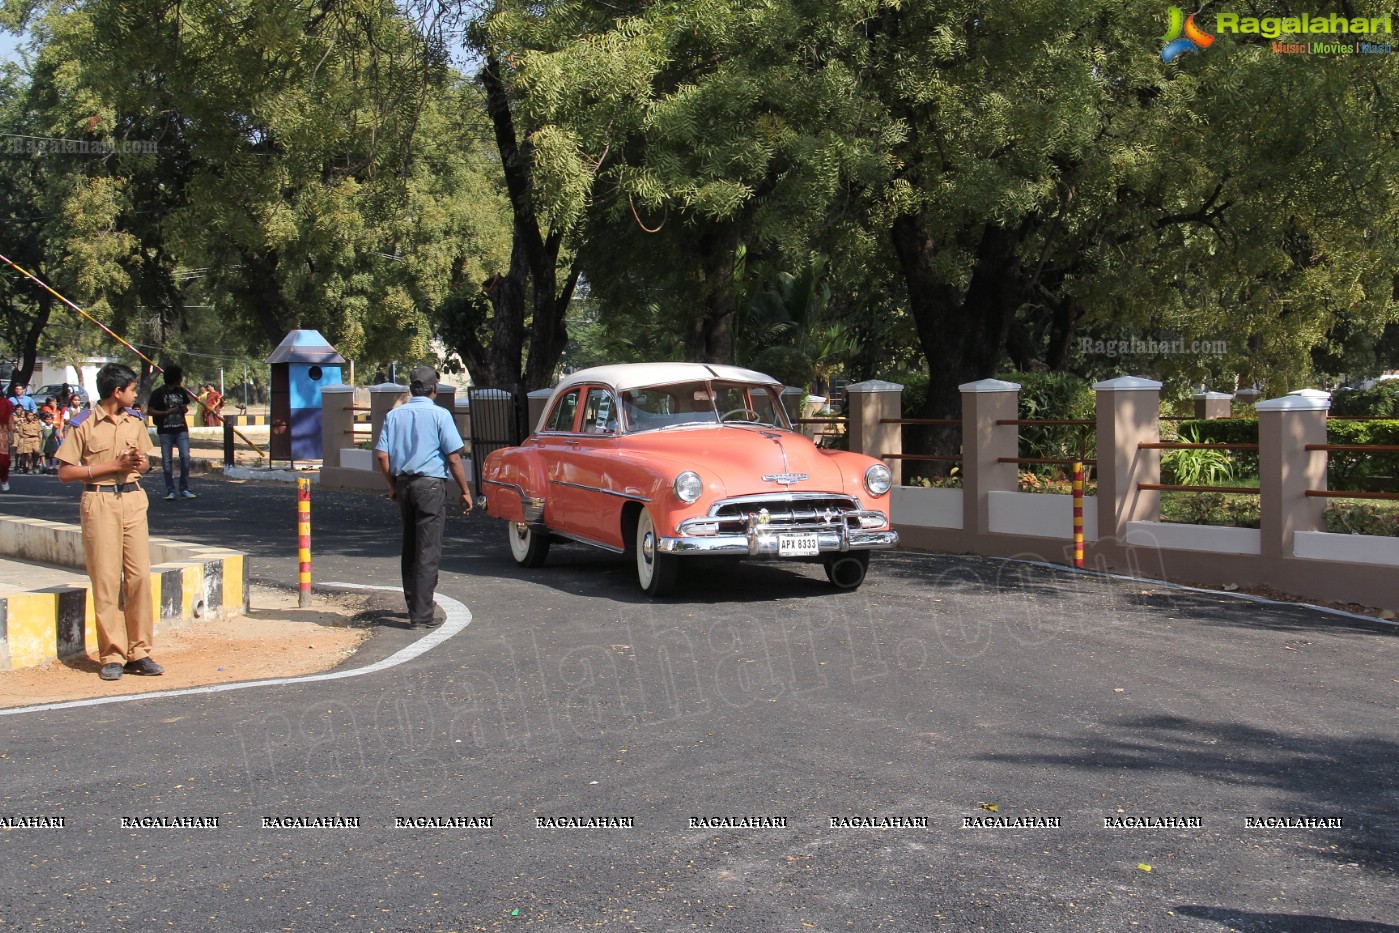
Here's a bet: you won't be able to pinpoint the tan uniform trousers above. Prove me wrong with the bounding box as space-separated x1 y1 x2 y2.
80 486 154 665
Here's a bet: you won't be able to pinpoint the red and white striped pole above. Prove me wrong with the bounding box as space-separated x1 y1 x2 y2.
1072 461 1085 569
297 477 312 607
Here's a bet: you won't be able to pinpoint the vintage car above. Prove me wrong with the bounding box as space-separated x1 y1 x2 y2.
479 362 898 595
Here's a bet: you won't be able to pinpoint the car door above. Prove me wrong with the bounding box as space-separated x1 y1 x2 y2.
552 386 625 548
536 388 583 531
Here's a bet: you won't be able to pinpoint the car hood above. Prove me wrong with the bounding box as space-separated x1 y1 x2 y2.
616 425 851 492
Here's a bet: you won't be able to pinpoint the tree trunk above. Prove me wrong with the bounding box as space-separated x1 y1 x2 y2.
11 289 52 391
477 224 530 386
892 215 1028 475
237 248 292 347
1044 294 1080 371
524 254 579 390
687 222 740 363
476 53 580 391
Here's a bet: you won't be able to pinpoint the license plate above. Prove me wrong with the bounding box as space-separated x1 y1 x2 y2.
778 533 820 556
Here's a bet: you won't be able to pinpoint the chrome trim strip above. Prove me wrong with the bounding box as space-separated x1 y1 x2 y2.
549 479 652 502
551 530 626 554
678 510 889 535
655 530 898 556
707 492 860 514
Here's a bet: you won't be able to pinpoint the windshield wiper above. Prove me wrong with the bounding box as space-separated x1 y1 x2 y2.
659 420 718 430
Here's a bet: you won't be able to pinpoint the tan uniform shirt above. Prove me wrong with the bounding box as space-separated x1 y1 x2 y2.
15 419 43 454
55 407 153 483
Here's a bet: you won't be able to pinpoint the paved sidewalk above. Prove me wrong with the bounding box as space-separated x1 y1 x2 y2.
0 556 88 591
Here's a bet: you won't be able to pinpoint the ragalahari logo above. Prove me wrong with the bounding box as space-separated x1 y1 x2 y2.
1162 7 1215 61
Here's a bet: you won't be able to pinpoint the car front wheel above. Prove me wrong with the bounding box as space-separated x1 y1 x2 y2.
508 521 550 568
822 550 869 590
635 509 679 596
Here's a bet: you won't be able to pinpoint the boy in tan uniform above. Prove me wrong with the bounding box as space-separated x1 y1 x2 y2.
55 363 163 681
15 409 42 473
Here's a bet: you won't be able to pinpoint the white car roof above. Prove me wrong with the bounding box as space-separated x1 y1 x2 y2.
554 362 782 395
536 363 784 433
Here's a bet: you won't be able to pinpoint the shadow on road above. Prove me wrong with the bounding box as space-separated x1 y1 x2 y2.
977 713 1399 876
1176 905 1399 932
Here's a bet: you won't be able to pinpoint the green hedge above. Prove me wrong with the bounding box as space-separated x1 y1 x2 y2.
1174 419 1260 480
1176 418 1399 490
1325 420 1399 489
1011 372 1096 476
1330 385 1398 417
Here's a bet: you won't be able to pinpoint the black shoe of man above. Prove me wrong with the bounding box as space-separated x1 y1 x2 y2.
99 663 124 681
123 657 165 676
412 608 446 630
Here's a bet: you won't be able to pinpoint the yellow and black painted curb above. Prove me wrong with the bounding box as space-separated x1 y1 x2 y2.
0 517 248 671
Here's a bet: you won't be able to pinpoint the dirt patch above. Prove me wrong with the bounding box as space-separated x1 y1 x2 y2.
0 584 379 709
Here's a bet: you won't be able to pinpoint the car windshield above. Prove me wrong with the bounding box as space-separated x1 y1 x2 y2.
620 381 791 432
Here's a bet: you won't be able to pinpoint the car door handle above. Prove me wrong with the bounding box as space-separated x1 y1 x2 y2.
565 440 581 447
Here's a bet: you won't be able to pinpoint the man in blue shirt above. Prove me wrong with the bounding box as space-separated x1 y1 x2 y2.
374 365 472 628
9 383 37 414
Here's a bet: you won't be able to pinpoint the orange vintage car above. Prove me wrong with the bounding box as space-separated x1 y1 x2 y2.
479 363 898 595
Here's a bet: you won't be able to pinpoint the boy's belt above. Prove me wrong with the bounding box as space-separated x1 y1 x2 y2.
84 483 141 493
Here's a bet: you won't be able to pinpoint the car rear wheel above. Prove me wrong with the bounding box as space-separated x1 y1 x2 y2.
822 550 869 590
508 521 550 568
635 509 679 596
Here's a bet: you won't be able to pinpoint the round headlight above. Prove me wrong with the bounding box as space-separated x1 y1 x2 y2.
864 463 892 496
673 471 704 503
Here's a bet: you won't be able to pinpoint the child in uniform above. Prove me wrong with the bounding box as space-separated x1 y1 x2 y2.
15 410 42 473
55 363 162 681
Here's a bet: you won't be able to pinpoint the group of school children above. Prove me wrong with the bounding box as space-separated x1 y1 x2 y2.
4 391 83 477
2 384 87 489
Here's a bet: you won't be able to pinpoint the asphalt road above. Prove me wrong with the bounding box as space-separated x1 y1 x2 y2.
2 471 1398 932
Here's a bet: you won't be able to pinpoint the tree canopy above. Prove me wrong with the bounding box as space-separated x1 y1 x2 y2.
0 0 1394 414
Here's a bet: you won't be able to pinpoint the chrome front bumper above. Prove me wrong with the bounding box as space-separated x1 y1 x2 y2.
655 528 898 556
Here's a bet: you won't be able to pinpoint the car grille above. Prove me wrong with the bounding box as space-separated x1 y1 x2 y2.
708 494 865 534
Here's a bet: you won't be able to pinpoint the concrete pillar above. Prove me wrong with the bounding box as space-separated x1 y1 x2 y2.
1094 376 1162 543
960 379 1020 538
435 381 457 413
1234 386 1262 414
780 386 804 425
1258 394 1329 559
1193 391 1233 420
527 388 554 436
846 379 904 485
453 396 471 450
369 382 409 450
319 384 356 470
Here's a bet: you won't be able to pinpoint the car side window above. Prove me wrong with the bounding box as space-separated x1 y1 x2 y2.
545 390 581 433
580 388 616 434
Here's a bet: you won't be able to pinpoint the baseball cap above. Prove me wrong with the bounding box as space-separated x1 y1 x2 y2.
410 365 439 393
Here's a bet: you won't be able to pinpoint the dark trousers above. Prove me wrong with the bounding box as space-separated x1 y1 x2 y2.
159 431 192 494
396 474 447 624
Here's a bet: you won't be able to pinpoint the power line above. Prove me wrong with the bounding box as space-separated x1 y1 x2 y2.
129 342 266 364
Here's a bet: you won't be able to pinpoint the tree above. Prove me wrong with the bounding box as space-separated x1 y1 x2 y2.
0 52 135 386
741 255 855 391
845 2 1399 465
475 0 888 376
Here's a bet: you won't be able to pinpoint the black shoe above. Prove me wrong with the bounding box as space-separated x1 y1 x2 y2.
100 663 124 681
123 657 164 676
412 609 445 629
